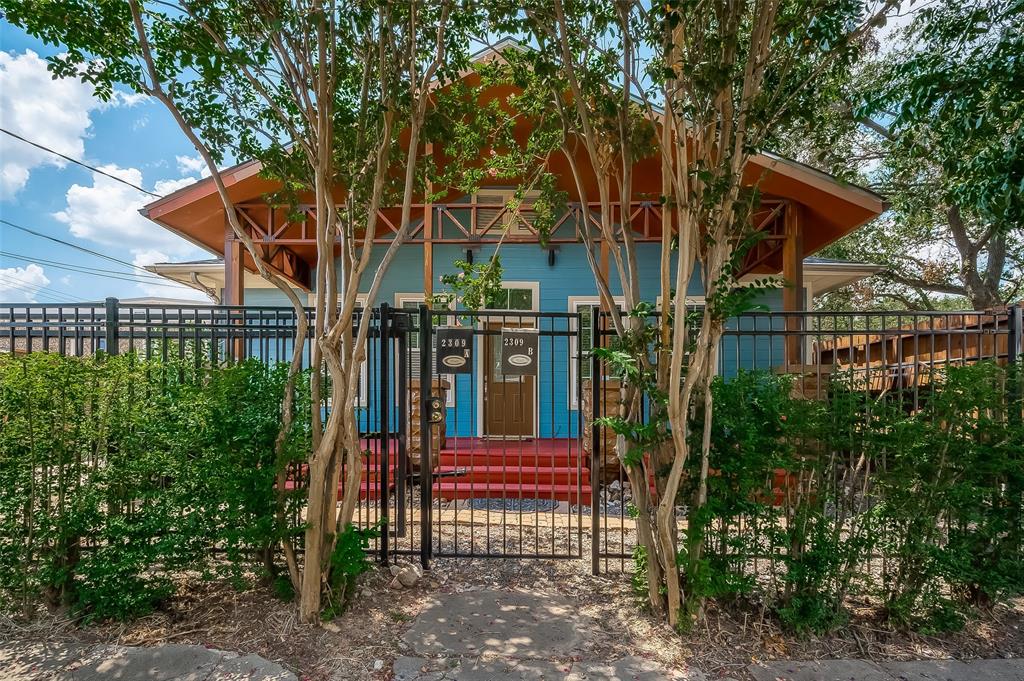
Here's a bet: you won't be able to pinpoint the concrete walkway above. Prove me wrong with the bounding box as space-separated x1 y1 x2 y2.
396 590 1024 681
748 658 1024 681
396 589 704 680
0 640 296 681
4 597 1022 680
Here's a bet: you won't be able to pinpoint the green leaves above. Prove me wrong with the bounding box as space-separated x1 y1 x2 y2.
782 0 1024 309
438 254 505 313
0 353 304 621
670 362 1024 634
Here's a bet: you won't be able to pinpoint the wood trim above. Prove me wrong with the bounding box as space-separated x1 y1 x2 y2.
783 203 804 363
223 215 244 305
424 143 434 298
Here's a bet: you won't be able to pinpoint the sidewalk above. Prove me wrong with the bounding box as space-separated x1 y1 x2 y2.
3 595 1021 680
0 640 296 681
748 658 1024 681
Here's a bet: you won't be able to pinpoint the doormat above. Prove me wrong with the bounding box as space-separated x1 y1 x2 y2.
468 498 560 513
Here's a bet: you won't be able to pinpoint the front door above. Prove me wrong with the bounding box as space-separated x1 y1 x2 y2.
483 321 535 437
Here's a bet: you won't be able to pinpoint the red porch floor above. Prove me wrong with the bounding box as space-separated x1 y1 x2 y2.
433 438 591 504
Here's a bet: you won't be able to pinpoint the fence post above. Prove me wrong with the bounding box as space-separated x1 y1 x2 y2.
379 303 390 565
590 306 601 576
104 297 119 356
1009 304 1023 366
1009 305 1023 425
418 304 433 570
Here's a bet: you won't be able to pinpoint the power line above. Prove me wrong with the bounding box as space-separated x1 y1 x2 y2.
1 218 174 278
0 272 90 303
0 250 181 284
0 127 162 198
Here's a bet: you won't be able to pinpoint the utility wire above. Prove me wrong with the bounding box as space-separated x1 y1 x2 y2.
0 253 194 289
1 218 175 278
0 272 90 303
0 127 163 198
0 250 181 284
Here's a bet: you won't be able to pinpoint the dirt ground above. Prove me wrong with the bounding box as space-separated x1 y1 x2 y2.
2 558 1022 681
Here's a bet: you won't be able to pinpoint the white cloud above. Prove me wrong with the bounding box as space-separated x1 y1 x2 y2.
0 263 50 303
176 154 211 178
53 164 199 256
52 164 210 299
0 49 146 200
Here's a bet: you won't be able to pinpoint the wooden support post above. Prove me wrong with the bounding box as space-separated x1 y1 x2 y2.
224 213 246 361
224 214 245 306
423 143 434 301
782 202 804 366
599 240 611 310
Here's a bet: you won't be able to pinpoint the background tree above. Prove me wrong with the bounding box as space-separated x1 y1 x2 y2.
779 0 1024 310
3 0 483 621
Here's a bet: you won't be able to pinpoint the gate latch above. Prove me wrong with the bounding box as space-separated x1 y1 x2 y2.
428 396 444 424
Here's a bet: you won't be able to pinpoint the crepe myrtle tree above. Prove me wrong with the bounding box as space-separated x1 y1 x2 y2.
491 0 898 627
2 0 488 621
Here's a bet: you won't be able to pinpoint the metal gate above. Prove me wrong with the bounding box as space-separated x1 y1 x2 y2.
360 304 588 567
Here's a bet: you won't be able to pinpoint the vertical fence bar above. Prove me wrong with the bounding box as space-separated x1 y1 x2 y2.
104 297 119 356
396 309 408 543
590 306 601 575
1009 305 1023 425
379 303 391 565
418 303 433 570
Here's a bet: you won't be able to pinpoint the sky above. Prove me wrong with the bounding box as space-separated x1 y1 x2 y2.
0 23 212 303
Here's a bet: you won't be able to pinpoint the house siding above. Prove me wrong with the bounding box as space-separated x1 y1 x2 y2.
238 242 791 438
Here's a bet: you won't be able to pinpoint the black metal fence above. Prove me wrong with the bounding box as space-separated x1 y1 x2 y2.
3 300 1021 573
590 306 1023 572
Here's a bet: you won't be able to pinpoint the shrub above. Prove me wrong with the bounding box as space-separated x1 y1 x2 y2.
0 353 301 620
675 361 1024 635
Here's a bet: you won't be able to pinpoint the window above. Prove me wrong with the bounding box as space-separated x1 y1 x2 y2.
395 294 455 407
485 282 539 313
568 296 625 409
485 286 534 311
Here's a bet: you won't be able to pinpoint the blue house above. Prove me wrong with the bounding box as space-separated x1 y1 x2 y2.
142 48 885 448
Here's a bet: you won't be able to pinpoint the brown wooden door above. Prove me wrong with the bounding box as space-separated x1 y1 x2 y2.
483 321 534 438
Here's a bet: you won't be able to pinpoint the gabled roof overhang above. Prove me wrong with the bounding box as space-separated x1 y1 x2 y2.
141 41 885 281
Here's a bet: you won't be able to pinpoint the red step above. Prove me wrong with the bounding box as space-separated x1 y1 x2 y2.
436 465 588 486
433 481 591 504
437 451 582 467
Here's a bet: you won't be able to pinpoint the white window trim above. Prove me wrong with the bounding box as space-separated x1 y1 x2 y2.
477 281 541 438
482 280 541 315
567 295 625 410
395 293 455 408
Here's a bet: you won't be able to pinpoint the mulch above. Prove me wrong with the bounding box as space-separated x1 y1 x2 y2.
2 559 1021 681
